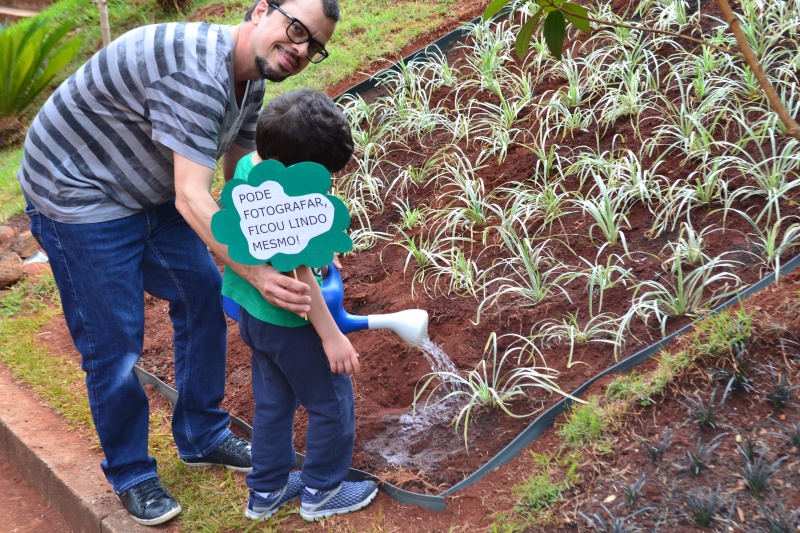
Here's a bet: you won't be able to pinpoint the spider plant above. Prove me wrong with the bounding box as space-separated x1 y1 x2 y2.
425 242 492 299
495 179 572 238
387 148 447 194
459 19 515 98
558 244 634 315
392 199 427 230
648 0 697 32
475 122 521 164
422 50 461 91
533 312 624 368
348 227 392 253
413 333 582 448
573 175 631 250
596 67 657 131
477 236 570 322
725 132 800 224
432 173 496 236
545 52 592 109
732 211 800 281
542 98 597 139
612 150 668 209
623 256 742 336
339 142 387 219
521 138 570 183
645 77 727 163
390 228 445 293
664 223 716 266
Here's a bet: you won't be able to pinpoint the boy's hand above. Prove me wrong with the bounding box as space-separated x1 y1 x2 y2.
322 333 360 375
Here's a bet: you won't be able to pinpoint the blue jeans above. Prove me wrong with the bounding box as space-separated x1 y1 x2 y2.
27 199 232 494
239 309 355 492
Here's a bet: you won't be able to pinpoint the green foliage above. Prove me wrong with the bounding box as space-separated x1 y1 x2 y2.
0 146 24 222
556 396 609 448
691 309 754 358
0 274 93 430
514 452 580 518
1 272 59 318
0 18 82 118
483 0 591 60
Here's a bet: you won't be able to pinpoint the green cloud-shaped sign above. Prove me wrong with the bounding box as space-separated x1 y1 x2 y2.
211 160 352 272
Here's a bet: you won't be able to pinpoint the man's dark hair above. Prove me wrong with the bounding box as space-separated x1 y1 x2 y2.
245 0 340 22
256 89 354 172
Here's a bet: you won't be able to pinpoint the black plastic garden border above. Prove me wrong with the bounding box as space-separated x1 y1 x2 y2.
135 11 800 511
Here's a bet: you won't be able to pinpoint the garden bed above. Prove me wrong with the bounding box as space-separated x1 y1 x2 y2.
130 0 800 513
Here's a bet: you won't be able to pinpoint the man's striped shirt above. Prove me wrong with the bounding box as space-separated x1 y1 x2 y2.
18 22 265 223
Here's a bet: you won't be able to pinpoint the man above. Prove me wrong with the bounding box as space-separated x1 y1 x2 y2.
17 0 339 525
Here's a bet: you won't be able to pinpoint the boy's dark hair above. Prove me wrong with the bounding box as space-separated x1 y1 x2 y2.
256 89 353 172
245 0 340 22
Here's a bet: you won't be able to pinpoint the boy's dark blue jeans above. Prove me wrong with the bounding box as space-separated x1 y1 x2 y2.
238 308 355 492
26 199 233 494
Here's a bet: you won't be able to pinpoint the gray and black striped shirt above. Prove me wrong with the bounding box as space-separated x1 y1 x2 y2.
18 22 265 223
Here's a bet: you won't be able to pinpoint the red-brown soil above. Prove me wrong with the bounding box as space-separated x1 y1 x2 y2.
7 0 800 530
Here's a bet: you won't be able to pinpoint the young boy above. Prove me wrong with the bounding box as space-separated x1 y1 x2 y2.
221 89 378 522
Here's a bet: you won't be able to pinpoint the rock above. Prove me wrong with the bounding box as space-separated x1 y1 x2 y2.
0 252 23 287
11 230 39 259
22 261 51 278
0 225 14 249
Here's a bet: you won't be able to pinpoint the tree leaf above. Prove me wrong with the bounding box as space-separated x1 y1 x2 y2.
483 0 512 21
515 10 543 60
562 2 592 34
543 10 566 60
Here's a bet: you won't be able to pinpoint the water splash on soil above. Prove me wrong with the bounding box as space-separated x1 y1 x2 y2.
364 398 463 469
418 336 458 376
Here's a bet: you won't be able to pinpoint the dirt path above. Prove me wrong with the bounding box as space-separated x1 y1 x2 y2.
0 455 72 532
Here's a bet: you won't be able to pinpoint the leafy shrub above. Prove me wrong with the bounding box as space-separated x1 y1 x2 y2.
0 18 82 119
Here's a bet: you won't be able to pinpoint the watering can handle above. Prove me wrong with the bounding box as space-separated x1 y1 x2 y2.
320 263 369 334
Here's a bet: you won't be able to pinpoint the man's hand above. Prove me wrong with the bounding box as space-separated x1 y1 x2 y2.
250 265 311 316
173 151 312 316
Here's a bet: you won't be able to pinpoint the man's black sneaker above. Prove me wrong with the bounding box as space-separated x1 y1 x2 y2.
182 434 252 471
117 478 181 526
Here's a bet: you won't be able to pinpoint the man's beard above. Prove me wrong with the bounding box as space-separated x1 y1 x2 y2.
255 56 287 82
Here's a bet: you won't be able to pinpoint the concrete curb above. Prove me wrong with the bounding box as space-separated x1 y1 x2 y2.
0 365 152 533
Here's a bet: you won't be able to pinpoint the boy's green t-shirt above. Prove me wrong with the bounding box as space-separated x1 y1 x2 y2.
221 153 321 328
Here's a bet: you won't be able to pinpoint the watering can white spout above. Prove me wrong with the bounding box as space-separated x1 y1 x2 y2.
221 263 429 347
321 263 429 347
364 309 428 347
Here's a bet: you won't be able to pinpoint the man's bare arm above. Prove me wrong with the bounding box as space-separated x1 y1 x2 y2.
172 152 312 315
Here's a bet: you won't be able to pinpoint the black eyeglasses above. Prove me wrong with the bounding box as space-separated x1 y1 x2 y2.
267 2 329 64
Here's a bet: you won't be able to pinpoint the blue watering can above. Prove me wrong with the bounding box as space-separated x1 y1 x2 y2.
222 263 429 347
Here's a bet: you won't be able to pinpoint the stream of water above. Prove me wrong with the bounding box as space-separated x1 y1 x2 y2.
417 335 458 376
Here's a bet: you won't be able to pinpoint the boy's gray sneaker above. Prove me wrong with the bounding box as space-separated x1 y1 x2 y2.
117 477 181 526
299 480 378 522
244 471 304 520
182 434 252 471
